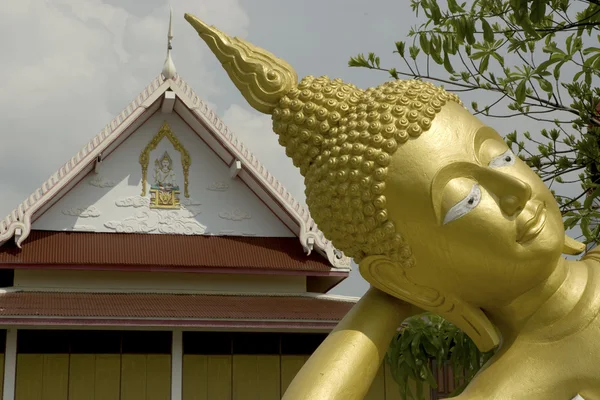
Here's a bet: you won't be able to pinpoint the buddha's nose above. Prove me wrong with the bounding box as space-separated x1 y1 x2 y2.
480 167 532 217
497 176 531 217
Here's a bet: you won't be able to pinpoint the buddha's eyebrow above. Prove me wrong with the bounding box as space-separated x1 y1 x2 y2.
474 126 503 161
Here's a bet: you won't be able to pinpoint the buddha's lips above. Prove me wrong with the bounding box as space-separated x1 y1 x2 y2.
516 202 547 244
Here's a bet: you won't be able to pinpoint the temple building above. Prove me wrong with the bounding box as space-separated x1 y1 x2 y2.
0 11 423 400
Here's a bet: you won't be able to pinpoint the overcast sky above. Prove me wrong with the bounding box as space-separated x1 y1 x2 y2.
0 0 579 297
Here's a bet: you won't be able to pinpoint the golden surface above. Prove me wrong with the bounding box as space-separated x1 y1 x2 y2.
187 13 599 400
149 187 181 209
185 14 297 114
140 121 191 198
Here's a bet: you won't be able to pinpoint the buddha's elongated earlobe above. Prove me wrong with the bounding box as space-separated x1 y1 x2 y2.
359 255 501 352
563 234 585 255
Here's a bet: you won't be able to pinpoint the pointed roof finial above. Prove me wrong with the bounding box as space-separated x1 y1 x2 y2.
162 6 177 80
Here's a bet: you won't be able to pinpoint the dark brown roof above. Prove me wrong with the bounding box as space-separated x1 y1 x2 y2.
0 292 356 321
0 231 340 274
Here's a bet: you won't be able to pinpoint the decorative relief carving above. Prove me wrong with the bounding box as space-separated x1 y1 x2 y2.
140 121 191 198
62 206 101 218
116 196 149 208
218 209 251 221
114 196 202 212
207 181 229 192
89 176 116 188
105 209 206 235
108 196 205 235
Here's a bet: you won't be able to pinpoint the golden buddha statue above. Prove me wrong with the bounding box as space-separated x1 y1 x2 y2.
185 14 600 399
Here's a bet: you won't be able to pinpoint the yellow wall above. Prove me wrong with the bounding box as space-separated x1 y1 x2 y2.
182 354 430 400
14 270 307 294
13 349 429 400
15 354 170 400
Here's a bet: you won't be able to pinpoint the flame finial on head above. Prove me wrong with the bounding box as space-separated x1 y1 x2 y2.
184 13 298 114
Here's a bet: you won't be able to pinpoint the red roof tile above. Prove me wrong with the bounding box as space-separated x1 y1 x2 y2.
0 292 355 322
0 231 339 274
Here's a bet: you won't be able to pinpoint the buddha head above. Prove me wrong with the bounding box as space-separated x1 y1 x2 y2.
157 151 173 172
186 14 584 351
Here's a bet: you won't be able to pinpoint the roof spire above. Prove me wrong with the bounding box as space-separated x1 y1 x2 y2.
162 6 177 79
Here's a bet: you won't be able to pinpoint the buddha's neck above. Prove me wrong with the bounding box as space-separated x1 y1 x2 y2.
484 258 589 340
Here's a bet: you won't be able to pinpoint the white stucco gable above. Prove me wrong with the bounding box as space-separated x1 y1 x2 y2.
0 74 351 270
33 113 293 238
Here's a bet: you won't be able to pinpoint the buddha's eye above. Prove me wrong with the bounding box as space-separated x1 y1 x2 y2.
443 184 482 225
488 149 516 168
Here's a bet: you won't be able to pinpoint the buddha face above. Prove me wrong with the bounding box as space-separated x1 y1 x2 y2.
385 102 564 308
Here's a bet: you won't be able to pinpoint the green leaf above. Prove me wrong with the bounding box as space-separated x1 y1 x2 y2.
447 0 460 13
395 41 406 57
464 17 476 45
515 80 527 104
481 19 494 43
535 57 561 73
535 77 553 93
479 55 490 73
444 53 455 73
409 45 421 60
470 51 487 60
530 0 546 23
566 35 573 54
455 18 466 44
419 33 430 55
348 53 370 68
582 47 600 55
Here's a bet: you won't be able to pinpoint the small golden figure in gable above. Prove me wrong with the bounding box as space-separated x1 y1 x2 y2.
139 121 191 209
150 151 180 209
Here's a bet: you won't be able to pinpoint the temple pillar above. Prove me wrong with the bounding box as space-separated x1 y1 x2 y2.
3 328 17 400
171 329 183 400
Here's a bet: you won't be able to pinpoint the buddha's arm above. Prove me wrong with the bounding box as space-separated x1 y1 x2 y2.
282 287 416 400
